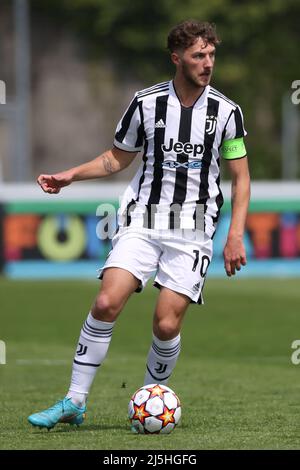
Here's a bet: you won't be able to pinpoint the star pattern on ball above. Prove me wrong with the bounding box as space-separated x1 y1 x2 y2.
146 385 165 398
158 406 176 427
133 403 151 424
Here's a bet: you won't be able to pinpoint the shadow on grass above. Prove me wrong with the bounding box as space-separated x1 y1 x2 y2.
30 423 129 434
30 422 187 434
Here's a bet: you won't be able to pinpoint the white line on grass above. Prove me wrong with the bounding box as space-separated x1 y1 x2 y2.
16 359 69 365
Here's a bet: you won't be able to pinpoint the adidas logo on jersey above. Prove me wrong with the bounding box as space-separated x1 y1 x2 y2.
155 119 166 128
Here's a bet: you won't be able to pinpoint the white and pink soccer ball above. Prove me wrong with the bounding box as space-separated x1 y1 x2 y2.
128 383 181 434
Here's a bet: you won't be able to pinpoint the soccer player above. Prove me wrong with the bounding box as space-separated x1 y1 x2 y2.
28 20 250 430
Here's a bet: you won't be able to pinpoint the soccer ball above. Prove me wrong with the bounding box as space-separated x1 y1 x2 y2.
128 383 181 434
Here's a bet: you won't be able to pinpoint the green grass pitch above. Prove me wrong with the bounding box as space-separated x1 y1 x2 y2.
0 277 300 450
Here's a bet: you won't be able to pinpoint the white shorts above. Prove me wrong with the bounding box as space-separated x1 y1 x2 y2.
98 228 213 304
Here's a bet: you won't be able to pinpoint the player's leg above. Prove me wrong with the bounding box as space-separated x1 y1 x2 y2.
143 232 213 386
66 267 139 406
28 267 138 430
28 231 160 429
144 287 190 385
66 232 160 407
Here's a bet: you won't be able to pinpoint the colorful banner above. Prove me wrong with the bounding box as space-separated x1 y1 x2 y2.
1 200 300 278
1 201 115 279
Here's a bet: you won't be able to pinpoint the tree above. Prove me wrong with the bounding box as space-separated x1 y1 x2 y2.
30 0 300 178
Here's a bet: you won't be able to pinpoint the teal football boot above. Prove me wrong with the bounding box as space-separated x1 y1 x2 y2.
28 397 86 430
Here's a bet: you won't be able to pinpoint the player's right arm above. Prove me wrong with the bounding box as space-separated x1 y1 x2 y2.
37 146 137 194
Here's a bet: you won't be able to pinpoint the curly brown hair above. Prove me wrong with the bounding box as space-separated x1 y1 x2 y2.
167 20 220 52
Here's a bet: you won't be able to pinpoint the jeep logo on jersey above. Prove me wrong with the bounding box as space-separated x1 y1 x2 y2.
161 138 204 157
205 115 217 135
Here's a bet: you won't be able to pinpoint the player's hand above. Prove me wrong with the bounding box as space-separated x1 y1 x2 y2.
223 236 247 277
37 171 74 194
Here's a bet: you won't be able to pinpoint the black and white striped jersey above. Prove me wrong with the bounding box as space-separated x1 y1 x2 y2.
114 80 247 238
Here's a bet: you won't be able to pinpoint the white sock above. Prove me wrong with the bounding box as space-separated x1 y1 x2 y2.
144 333 181 386
66 312 115 407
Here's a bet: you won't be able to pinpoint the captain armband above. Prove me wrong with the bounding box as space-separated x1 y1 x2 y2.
221 137 247 160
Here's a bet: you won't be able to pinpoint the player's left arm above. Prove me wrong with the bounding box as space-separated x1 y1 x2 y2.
223 156 250 277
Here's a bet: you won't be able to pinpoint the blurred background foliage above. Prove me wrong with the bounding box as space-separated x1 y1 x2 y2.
25 0 300 178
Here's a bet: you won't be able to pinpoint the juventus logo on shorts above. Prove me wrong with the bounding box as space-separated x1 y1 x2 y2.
205 115 217 135
76 343 87 356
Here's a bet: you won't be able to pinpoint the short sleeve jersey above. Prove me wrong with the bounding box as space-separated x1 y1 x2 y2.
114 81 247 238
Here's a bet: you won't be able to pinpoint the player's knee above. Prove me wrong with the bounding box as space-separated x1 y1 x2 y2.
154 318 179 341
92 293 121 322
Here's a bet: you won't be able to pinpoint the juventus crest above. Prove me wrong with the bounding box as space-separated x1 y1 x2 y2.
154 362 167 374
76 343 87 356
205 115 217 135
